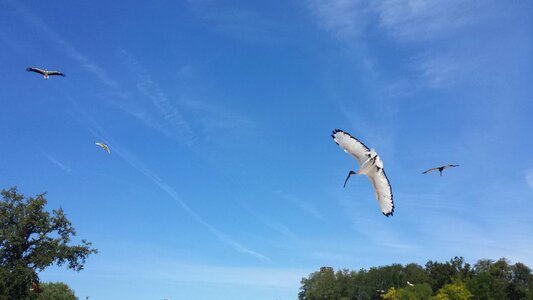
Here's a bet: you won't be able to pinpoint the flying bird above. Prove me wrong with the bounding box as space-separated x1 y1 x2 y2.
407 281 415 287
422 164 459 176
95 142 110 154
331 129 394 217
26 67 65 79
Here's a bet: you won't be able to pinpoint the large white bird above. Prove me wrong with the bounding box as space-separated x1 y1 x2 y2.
95 142 110 154
26 67 65 79
331 129 394 217
407 281 414 287
422 164 459 176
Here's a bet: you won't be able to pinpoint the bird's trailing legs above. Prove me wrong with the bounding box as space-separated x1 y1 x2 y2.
343 170 357 188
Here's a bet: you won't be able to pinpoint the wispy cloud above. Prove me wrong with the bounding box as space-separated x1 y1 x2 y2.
7 0 118 87
114 147 271 262
526 169 533 191
273 190 324 220
306 0 490 89
115 49 195 145
257 216 297 239
43 152 71 173
413 53 479 89
68 98 269 262
180 98 255 141
374 0 481 42
337 194 417 251
307 0 369 40
187 2 286 44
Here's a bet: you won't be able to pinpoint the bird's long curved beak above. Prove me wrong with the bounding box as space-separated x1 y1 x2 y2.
343 171 356 188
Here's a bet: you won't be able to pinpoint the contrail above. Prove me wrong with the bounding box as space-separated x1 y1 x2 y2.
68 97 270 262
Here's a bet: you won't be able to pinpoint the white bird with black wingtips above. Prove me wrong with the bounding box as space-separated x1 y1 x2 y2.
331 129 394 217
26 67 65 79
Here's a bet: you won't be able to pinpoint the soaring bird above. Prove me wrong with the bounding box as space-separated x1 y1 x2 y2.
26 67 65 79
331 129 394 217
422 164 459 176
95 142 110 154
407 281 414 287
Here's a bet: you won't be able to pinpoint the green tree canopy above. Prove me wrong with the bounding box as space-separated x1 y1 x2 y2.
433 280 473 300
33 282 78 300
298 257 533 300
0 187 97 299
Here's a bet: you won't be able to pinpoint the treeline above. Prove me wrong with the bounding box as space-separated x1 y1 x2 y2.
299 257 533 300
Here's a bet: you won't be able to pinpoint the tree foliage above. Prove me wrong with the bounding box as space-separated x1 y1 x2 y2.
0 187 97 299
433 280 472 300
33 282 78 300
298 257 533 300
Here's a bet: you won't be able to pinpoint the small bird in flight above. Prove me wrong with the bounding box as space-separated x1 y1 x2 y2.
332 129 394 217
95 142 110 154
407 281 415 287
422 164 459 176
26 67 65 79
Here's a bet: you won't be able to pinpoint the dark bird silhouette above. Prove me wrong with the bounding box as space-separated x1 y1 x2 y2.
26 67 65 79
422 164 459 176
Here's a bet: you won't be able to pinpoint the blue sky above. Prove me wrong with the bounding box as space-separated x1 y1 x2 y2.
1 0 532 299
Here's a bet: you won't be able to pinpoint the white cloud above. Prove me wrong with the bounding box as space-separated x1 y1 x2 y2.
526 169 533 191
375 0 479 42
306 0 489 89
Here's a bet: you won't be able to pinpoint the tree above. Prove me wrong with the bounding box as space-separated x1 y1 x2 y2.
467 258 511 300
382 284 433 300
0 187 97 300
299 266 341 300
433 280 473 300
425 257 471 292
506 262 533 299
34 282 77 300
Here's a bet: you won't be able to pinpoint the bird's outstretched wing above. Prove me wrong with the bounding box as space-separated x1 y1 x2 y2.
367 167 394 217
422 167 439 174
26 67 46 75
445 164 459 169
48 71 65 77
48 71 66 77
331 129 370 165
